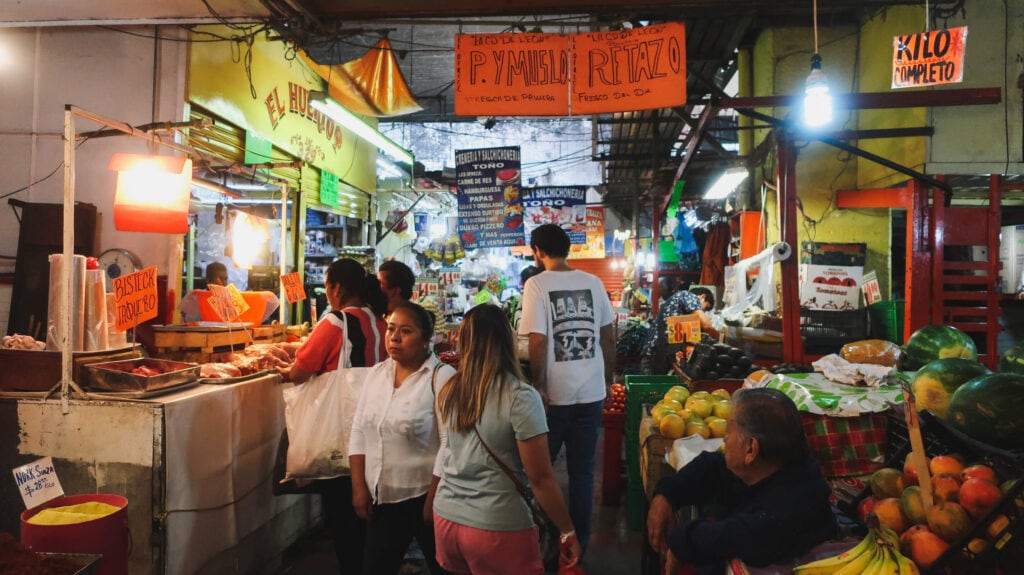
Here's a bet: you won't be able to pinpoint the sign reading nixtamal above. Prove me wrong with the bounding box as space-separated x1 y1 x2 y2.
455 33 569 116
113 265 158 332
571 22 686 115
456 147 524 249
892 26 967 89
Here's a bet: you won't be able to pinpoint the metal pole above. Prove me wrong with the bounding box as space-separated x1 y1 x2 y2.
279 182 288 325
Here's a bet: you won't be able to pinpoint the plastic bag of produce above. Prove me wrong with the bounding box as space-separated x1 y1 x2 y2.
839 339 902 367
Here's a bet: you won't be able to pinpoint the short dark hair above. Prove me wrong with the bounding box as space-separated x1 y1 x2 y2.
732 387 808 466
205 262 227 283
529 224 571 258
391 300 436 341
379 260 416 300
691 287 715 309
520 265 541 287
326 258 388 316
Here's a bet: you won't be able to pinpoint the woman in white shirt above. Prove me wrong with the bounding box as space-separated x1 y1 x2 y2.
433 304 580 574
349 301 455 575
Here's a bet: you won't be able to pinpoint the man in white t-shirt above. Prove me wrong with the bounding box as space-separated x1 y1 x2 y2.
518 224 615 554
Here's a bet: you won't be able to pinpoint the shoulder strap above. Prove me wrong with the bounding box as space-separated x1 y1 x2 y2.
330 310 349 373
472 426 553 525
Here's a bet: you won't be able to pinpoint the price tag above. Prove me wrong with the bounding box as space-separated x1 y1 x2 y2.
209 284 250 322
112 266 158 332
415 278 439 300
12 456 64 509
280 272 306 303
667 313 701 344
439 267 462 287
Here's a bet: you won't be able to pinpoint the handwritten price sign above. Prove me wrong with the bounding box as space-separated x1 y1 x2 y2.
112 266 158 332
12 456 64 509
667 313 701 344
208 284 250 322
280 272 306 303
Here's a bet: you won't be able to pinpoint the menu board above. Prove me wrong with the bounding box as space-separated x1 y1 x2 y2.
521 186 589 244
456 146 525 249
569 205 606 259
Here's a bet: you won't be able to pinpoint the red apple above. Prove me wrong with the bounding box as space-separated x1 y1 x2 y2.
960 478 1003 519
962 464 998 485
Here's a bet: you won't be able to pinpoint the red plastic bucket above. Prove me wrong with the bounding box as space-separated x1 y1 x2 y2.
20 493 129 575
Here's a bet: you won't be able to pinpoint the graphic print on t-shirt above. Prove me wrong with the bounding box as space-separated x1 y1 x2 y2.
548 289 595 362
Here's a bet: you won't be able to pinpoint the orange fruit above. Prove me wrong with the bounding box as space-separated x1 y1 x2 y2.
664 385 691 404
706 417 727 438
684 396 714 419
710 388 731 400
875 497 908 534
659 413 686 439
711 401 732 419
685 420 711 439
930 455 965 477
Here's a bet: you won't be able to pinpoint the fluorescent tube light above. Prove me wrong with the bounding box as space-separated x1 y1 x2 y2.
309 98 414 165
705 168 748 200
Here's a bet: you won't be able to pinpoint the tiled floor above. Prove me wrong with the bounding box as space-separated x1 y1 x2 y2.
272 427 646 574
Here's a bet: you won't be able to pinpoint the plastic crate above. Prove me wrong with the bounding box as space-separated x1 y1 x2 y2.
868 300 906 344
801 308 868 354
845 408 1024 574
624 374 680 531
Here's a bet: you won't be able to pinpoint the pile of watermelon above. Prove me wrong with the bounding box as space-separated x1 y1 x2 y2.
903 324 1024 450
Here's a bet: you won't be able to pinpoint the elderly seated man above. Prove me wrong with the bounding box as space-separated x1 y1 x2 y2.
647 387 838 575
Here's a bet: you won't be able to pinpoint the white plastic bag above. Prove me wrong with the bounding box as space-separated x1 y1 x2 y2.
280 312 372 482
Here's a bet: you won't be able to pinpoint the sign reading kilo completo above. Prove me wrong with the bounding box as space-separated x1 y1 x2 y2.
456 147 524 249
892 26 967 89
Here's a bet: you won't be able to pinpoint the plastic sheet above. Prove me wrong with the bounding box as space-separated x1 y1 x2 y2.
83 269 108 351
721 241 792 320
106 293 128 348
46 254 86 352
301 38 423 117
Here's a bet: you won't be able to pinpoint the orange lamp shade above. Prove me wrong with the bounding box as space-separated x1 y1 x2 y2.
109 153 192 234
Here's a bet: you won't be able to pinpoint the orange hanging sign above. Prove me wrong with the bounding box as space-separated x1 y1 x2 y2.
281 272 306 303
892 26 967 89
571 22 686 115
112 266 159 332
667 313 701 344
455 33 570 116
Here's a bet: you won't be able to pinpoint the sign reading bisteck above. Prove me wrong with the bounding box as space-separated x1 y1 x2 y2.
892 26 967 89
113 265 158 332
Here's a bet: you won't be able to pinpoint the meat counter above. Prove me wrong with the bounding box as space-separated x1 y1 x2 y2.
0 372 321 575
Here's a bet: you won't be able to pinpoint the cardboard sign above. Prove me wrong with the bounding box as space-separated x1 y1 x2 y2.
455 33 570 116
862 270 882 305
667 313 701 344
320 170 339 206
13 456 64 509
415 278 440 301
281 272 306 303
892 26 967 89
112 265 158 332
208 284 250 322
571 22 687 114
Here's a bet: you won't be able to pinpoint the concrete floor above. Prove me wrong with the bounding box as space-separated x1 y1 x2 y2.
272 427 646 575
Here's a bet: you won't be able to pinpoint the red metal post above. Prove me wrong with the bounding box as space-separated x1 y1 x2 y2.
777 132 803 365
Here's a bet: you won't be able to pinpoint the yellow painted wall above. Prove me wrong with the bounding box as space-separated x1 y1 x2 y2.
746 9 938 302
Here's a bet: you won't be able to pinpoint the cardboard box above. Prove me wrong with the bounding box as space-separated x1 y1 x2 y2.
800 242 867 267
799 264 863 310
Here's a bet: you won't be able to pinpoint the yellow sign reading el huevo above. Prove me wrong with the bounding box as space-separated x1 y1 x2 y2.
188 26 376 194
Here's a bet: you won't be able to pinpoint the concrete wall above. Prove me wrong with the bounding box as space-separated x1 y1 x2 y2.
0 26 188 333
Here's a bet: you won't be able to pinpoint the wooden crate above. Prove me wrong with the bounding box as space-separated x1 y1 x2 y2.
153 328 249 353
251 324 287 343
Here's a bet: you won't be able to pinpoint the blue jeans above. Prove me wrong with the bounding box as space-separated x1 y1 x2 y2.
546 399 604 551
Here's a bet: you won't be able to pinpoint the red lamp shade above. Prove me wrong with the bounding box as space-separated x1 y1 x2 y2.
109 153 192 234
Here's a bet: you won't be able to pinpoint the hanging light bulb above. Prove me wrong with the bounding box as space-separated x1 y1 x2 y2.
803 54 832 128
803 0 832 128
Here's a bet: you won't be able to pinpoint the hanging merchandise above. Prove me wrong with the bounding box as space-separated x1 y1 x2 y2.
674 211 701 272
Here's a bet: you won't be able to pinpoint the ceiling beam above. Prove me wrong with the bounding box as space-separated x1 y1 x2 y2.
720 87 1002 111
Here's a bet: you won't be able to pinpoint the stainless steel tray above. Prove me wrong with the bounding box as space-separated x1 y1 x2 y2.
85 358 200 392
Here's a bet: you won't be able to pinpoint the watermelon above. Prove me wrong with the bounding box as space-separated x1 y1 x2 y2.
998 341 1024 374
911 358 992 419
946 373 1024 449
901 325 978 371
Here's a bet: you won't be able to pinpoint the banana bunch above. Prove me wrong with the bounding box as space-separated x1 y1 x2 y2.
794 519 919 575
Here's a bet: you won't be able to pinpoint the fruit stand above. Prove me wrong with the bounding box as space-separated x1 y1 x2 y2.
623 321 1024 574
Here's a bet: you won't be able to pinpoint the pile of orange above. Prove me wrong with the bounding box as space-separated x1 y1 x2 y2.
650 385 732 440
